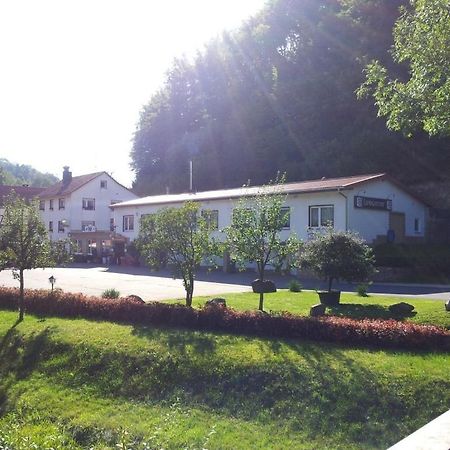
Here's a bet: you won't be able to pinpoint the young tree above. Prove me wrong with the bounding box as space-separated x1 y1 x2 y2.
299 229 375 294
358 0 450 137
225 178 300 311
136 202 216 307
0 195 55 321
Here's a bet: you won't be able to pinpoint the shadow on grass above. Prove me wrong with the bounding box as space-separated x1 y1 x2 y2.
327 303 417 321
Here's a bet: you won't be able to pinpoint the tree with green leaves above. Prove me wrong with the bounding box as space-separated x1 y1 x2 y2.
136 202 217 307
299 228 375 293
358 0 450 137
224 177 300 311
0 195 55 321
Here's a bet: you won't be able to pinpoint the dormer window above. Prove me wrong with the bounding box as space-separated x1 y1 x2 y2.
100 180 107 189
82 198 95 210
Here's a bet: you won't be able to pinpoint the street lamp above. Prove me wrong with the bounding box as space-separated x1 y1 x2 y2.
48 275 56 291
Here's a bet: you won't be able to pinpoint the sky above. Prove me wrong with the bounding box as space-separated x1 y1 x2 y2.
0 0 267 187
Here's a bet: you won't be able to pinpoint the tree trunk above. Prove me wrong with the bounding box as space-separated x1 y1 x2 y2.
258 265 264 311
19 269 24 322
185 275 194 307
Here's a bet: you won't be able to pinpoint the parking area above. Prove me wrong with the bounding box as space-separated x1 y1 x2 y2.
0 264 448 301
0 265 253 301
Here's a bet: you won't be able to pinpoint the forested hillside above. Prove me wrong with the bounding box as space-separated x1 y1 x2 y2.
131 0 450 200
0 158 58 187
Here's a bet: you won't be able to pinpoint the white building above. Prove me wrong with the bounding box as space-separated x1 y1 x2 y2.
38 167 138 259
111 173 427 248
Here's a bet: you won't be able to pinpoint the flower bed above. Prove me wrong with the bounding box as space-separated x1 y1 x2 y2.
0 287 448 351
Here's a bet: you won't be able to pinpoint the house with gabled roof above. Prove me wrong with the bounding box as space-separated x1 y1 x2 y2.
39 167 138 260
111 173 428 254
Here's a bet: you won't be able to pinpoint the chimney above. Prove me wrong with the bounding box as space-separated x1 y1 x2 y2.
62 166 72 185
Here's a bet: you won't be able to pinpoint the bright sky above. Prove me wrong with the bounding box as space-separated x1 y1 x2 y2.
0 0 266 187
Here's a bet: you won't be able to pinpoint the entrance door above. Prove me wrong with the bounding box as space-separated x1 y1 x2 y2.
389 212 406 243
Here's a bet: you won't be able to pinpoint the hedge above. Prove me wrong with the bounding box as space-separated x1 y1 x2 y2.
0 287 448 351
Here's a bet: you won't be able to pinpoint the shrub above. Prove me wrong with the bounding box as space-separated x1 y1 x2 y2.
101 288 120 299
299 229 375 292
288 279 302 292
0 287 448 351
356 284 369 297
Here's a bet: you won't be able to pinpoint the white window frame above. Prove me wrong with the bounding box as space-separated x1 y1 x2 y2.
49 221 53 232
82 198 95 210
58 198 65 210
414 218 421 233
49 199 54 210
309 205 334 228
57 221 65 233
39 200 45 211
100 180 107 189
123 215 134 232
280 206 290 229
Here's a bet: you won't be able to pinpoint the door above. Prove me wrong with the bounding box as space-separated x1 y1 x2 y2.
389 212 406 243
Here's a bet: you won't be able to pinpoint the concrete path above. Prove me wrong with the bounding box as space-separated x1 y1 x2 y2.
0 264 448 301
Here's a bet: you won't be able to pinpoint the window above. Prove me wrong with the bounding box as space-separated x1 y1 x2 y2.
49 199 54 210
82 220 96 231
201 209 219 230
73 239 82 252
58 221 65 232
280 207 290 229
100 180 107 189
110 218 115 231
58 198 65 210
309 205 334 228
49 221 53 232
87 239 96 255
414 218 421 233
39 200 45 211
82 198 95 210
123 215 134 231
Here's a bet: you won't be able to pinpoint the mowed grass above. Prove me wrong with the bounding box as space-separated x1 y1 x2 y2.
0 310 449 449
168 290 450 329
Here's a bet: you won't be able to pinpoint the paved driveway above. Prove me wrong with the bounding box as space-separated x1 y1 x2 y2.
0 265 252 301
0 264 448 301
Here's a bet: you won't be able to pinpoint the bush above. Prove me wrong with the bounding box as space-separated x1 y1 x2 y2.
299 229 375 292
356 284 369 297
288 279 302 292
102 288 120 299
0 287 448 351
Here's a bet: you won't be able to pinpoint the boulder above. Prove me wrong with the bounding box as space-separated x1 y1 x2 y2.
206 297 227 308
310 303 326 317
126 295 145 304
251 279 277 294
388 302 415 315
445 300 450 312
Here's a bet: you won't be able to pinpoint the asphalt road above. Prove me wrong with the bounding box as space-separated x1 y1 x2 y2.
0 264 448 301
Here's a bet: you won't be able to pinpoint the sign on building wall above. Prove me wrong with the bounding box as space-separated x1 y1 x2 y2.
354 196 392 211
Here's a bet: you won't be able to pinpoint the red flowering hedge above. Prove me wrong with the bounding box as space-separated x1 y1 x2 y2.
0 287 448 351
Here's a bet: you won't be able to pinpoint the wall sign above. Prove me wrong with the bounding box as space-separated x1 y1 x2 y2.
354 196 392 211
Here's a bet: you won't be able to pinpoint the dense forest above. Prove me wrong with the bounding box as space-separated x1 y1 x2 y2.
131 0 450 205
0 158 58 187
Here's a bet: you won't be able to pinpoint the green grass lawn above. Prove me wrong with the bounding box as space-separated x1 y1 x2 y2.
167 290 450 329
0 309 449 449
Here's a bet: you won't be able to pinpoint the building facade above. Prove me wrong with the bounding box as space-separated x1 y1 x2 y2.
111 173 427 248
38 167 138 259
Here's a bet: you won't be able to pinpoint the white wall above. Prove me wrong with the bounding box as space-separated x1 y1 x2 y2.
40 173 137 240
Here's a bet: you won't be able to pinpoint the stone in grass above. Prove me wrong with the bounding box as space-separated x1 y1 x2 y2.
251 279 277 294
126 295 145 304
206 297 227 308
310 303 326 317
445 300 450 312
388 302 415 315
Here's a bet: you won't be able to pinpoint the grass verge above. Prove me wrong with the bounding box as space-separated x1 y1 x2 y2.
0 310 449 449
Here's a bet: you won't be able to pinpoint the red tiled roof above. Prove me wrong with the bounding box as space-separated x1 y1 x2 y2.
112 173 389 208
38 172 104 198
0 185 46 205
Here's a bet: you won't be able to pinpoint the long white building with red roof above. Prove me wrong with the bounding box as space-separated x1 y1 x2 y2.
111 173 428 249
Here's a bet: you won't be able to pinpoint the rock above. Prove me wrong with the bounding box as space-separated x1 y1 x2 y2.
310 303 326 317
126 295 145 304
251 279 277 294
445 300 450 311
206 297 227 308
388 302 415 315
